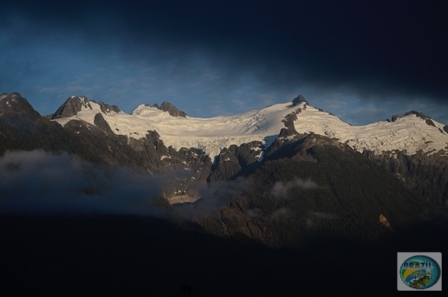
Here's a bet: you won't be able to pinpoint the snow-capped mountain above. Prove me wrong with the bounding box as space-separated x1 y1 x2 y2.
53 96 295 159
2 91 448 247
2 92 448 295
38 93 448 208
51 94 448 159
295 105 448 157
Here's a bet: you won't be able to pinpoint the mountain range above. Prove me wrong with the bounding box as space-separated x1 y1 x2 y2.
2 91 447 242
1 91 448 295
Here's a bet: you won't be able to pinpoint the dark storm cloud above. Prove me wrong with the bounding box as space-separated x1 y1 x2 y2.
0 150 169 216
2 0 447 105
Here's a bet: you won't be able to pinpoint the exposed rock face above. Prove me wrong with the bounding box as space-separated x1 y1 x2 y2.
379 214 392 230
94 113 113 133
51 96 120 120
98 101 120 114
51 96 91 119
0 93 43 138
391 110 439 125
282 108 301 134
278 127 296 138
153 101 187 117
0 92 40 118
264 133 349 163
207 141 262 182
291 94 308 106
425 119 436 127
404 110 431 120
208 148 242 182
365 150 448 206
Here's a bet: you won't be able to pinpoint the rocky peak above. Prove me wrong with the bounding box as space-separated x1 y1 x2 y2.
94 100 121 114
0 92 40 118
291 94 308 107
153 101 187 117
397 110 438 127
404 110 430 119
51 96 92 119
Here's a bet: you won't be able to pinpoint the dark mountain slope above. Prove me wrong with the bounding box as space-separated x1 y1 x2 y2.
187 134 423 247
0 92 444 249
0 93 209 175
1 93 447 295
365 150 448 207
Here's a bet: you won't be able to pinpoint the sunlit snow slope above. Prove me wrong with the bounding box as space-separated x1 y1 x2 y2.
53 97 448 158
293 106 448 156
54 99 299 158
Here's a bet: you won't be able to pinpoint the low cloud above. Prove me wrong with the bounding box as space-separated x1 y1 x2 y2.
246 208 262 218
271 177 320 199
270 207 291 220
173 177 250 218
0 150 168 216
305 211 338 228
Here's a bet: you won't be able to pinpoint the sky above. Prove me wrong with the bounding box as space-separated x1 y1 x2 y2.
1 0 447 125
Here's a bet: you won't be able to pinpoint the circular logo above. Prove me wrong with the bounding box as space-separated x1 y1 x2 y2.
399 255 441 290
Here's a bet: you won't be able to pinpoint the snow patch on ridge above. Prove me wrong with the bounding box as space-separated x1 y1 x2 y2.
54 102 303 159
52 98 448 158
293 106 448 156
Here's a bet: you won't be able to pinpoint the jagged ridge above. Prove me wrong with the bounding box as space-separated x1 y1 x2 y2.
1 91 448 247
50 94 448 160
152 101 187 117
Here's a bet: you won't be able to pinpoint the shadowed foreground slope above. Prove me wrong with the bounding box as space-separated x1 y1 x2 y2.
1 215 446 296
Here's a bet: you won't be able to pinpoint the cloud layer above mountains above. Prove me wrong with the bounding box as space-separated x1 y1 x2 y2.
1 1 447 124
